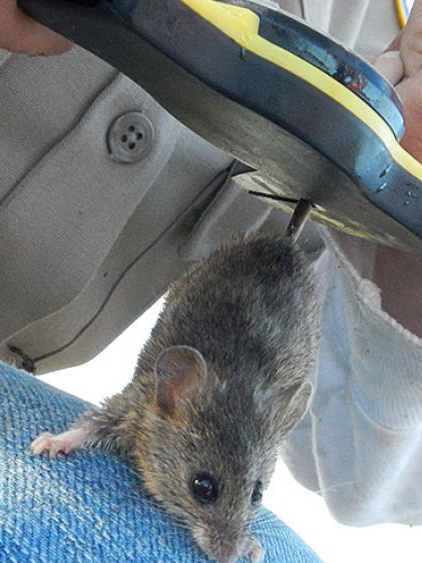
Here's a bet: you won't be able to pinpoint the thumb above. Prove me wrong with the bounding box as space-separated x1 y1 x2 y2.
395 67 422 159
372 50 404 85
1 0 73 55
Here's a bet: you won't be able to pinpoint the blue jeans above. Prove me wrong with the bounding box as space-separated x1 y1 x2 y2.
0 362 321 562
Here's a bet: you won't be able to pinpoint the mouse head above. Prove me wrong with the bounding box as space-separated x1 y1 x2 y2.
137 345 311 563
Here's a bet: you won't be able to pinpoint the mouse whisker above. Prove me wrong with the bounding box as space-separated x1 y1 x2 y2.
145 499 166 514
253 513 295 529
253 525 287 537
253 517 281 528
311 479 358 495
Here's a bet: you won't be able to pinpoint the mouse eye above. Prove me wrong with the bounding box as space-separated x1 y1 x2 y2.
251 480 263 506
191 472 219 503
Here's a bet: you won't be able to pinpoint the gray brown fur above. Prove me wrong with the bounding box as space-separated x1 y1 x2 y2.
71 235 321 562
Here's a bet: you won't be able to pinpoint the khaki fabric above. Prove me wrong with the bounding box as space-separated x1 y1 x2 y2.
0 1 399 373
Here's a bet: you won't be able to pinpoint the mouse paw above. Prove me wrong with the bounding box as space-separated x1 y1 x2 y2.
31 428 86 457
248 539 265 563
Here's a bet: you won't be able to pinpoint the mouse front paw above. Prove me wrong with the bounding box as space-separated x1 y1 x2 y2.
248 538 265 563
31 428 86 457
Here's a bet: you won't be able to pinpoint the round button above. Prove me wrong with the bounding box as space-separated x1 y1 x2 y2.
107 111 154 163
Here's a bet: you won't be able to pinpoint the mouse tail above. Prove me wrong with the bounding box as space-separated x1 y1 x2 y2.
284 199 313 243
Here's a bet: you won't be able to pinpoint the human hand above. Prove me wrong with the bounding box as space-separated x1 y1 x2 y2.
385 0 422 160
0 0 73 55
392 0 422 78
343 1 422 337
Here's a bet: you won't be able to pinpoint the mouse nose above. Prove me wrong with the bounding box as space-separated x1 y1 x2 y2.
213 536 249 563
216 550 240 563
193 522 253 563
215 535 265 563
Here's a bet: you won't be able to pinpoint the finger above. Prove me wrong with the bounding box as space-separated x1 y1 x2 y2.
396 69 422 160
408 0 422 20
398 0 422 77
372 50 404 85
385 29 402 53
1 0 73 55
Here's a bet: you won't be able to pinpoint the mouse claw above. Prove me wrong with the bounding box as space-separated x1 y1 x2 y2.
30 428 86 457
247 538 265 563
31 432 59 456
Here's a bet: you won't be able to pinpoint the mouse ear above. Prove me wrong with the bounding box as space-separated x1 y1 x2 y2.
154 345 207 417
278 381 313 436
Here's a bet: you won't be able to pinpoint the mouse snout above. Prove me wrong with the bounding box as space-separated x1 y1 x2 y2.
192 524 253 563
216 554 240 563
214 538 263 563
211 542 245 563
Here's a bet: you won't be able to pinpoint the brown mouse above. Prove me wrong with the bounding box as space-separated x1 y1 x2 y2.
31 233 320 563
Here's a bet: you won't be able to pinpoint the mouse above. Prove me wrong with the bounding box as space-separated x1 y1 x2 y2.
31 233 320 563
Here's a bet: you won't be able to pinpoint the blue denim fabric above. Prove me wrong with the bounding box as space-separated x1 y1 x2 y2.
0 362 322 562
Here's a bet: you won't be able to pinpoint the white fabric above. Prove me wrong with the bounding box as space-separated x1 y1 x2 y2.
283 229 422 525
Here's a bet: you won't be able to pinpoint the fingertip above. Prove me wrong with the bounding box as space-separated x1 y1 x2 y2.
373 50 404 85
13 24 74 56
3 3 74 55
